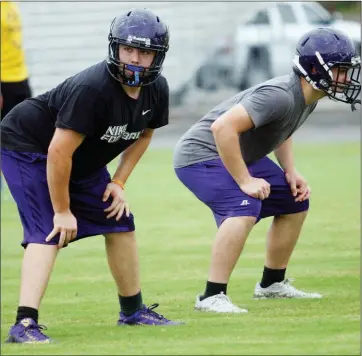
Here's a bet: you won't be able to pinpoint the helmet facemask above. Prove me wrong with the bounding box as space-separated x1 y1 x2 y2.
327 59 361 105
293 51 361 108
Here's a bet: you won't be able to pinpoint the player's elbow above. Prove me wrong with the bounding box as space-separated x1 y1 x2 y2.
47 143 72 161
47 142 59 157
210 120 224 136
211 119 236 139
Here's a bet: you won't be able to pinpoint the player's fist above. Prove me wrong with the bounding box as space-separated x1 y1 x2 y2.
240 177 271 200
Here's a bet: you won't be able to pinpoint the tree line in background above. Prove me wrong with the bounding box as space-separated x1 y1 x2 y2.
320 1 360 13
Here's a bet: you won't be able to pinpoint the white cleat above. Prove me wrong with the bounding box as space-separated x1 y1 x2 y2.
195 292 248 313
253 278 322 300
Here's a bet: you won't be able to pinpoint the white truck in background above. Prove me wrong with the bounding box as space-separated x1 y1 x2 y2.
232 1 361 90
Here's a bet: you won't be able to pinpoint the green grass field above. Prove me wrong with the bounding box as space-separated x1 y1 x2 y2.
1 143 360 355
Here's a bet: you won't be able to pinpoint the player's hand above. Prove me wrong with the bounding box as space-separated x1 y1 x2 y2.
103 182 130 220
45 210 78 248
239 177 271 200
285 170 311 202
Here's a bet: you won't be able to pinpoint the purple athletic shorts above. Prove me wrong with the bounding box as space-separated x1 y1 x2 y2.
175 157 309 227
1 149 135 248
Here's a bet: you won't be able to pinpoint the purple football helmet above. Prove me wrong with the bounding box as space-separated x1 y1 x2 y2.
293 28 361 109
107 8 169 87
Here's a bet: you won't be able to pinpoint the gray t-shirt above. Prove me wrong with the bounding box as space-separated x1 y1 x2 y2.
173 73 317 168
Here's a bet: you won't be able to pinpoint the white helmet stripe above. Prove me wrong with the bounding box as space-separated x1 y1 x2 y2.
315 51 333 80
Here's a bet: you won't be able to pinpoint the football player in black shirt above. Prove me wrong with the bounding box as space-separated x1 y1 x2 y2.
2 8 181 344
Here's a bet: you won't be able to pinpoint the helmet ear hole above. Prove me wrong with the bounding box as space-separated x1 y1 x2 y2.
319 79 329 88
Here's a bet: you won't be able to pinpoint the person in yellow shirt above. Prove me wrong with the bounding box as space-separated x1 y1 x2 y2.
1 1 32 119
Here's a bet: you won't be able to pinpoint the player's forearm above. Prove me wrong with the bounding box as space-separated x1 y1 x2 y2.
274 137 295 172
213 127 251 186
113 135 152 183
47 152 72 213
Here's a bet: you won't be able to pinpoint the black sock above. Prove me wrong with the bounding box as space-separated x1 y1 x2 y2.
200 281 227 301
119 291 143 316
260 266 286 288
16 306 39 325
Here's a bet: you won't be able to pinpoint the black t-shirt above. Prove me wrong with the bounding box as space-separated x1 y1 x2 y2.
1 61 169 179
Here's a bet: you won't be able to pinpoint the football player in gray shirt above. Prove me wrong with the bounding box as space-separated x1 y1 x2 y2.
173 28 361 312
